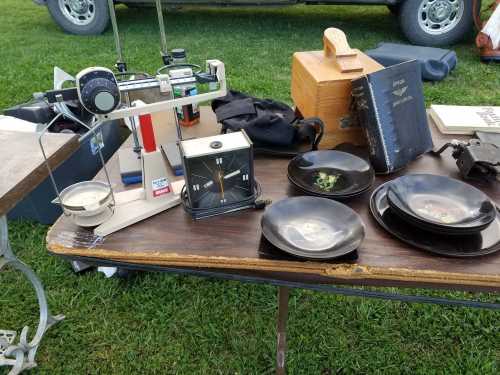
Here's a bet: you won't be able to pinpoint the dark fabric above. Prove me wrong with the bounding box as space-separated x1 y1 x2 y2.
214 98 256 122
365 43 457 82
211 90 323 154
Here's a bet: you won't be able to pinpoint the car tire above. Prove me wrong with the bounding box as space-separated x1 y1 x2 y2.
398 0 476 46
47 0 109 35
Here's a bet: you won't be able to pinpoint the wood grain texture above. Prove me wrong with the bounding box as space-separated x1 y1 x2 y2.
323 28 363 73
46 108 500 292
0 130 78 216
291 48 383 149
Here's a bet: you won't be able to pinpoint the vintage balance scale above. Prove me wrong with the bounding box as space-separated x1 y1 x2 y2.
38 0 256 236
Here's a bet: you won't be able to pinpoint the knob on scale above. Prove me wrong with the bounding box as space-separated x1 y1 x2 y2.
76 67 121 115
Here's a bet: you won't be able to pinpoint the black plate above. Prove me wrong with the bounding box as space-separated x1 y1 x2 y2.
370 183 500 257
261 196 365 259
387 174 496 234
287 151 375 198
288 175 373 200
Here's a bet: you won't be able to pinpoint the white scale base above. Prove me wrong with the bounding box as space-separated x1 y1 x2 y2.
94 180 184 237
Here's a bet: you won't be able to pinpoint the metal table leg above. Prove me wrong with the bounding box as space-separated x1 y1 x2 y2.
276 286 290 375
0 216 64 375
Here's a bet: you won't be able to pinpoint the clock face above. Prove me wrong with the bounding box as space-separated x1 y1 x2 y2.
186 149 253 210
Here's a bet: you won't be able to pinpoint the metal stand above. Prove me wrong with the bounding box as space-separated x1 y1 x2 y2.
0 216 64 375
38 112 116 217
276 286 290 375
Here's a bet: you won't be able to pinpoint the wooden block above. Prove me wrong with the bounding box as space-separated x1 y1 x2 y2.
291 28 384 149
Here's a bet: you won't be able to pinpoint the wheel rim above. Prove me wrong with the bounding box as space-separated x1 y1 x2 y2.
58 0 96 26
417 0 464 35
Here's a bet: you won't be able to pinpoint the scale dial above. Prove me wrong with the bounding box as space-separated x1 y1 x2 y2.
186 149 253 210
76 67 121 115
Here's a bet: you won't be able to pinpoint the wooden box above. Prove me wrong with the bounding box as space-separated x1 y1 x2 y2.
291 28 383 149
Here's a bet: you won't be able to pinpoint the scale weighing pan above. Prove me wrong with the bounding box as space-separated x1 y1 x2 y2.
387 174 496 235
261 196 365 259
53 181 114 227
370 183 500 257
287 151 374 198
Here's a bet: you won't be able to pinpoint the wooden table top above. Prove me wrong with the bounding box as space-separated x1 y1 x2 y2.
47 108 500 292
0 129 78 216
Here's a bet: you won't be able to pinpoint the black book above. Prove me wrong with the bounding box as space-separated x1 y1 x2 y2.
352 60 433 174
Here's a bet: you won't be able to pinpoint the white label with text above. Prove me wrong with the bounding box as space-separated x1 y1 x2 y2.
152 177 171 197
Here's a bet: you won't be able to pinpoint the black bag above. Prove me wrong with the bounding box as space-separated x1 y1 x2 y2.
211 90 324 156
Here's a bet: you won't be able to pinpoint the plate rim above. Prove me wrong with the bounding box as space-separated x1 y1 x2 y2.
261 196 365 260
386 175 496 230
386 190 492 235
287 150 375 197
287 150 375 196
369 182 500 258
287 175 373 199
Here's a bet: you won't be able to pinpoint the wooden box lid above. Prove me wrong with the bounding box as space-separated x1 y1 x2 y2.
293 49 382 84
293 28 383 84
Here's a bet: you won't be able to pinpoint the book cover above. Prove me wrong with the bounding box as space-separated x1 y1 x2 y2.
352 60 433 173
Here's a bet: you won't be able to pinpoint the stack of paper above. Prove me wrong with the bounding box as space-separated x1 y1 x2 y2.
429 105 500 135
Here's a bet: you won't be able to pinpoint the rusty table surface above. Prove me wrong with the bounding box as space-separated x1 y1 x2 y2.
46 108 500 293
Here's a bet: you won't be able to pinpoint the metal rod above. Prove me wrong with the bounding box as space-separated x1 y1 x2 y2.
85 119 114 202
40 112 116 210
78 121 107 144
155 0 169 60
98 84 226 121
124 92 142 153
174 108 183 141
38 113 65 207
107 0 126 70
62 258 500 310
276 286 289 375
85 117 117 207
0 215 10 258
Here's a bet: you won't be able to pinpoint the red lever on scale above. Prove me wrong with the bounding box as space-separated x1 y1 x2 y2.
139 114 157 153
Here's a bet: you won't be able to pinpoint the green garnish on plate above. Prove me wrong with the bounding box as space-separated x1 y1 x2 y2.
314 172 340 192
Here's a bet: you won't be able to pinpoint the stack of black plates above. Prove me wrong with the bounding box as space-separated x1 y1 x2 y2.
288 151 375 199
387 175 496 235
261 196 365 260
370 174 500 257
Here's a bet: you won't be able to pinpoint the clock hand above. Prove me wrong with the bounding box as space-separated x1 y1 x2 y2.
203 180 214 189
223 169 241 180
217 170 225 200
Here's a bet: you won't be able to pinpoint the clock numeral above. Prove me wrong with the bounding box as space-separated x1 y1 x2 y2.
242 174 249 181
220 198 227 204
216 157 223 165
192 184 200 191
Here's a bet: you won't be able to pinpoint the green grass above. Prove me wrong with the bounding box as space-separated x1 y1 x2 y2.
1 1 499 374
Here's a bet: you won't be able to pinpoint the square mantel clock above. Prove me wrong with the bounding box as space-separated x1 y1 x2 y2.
179 130 255 219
